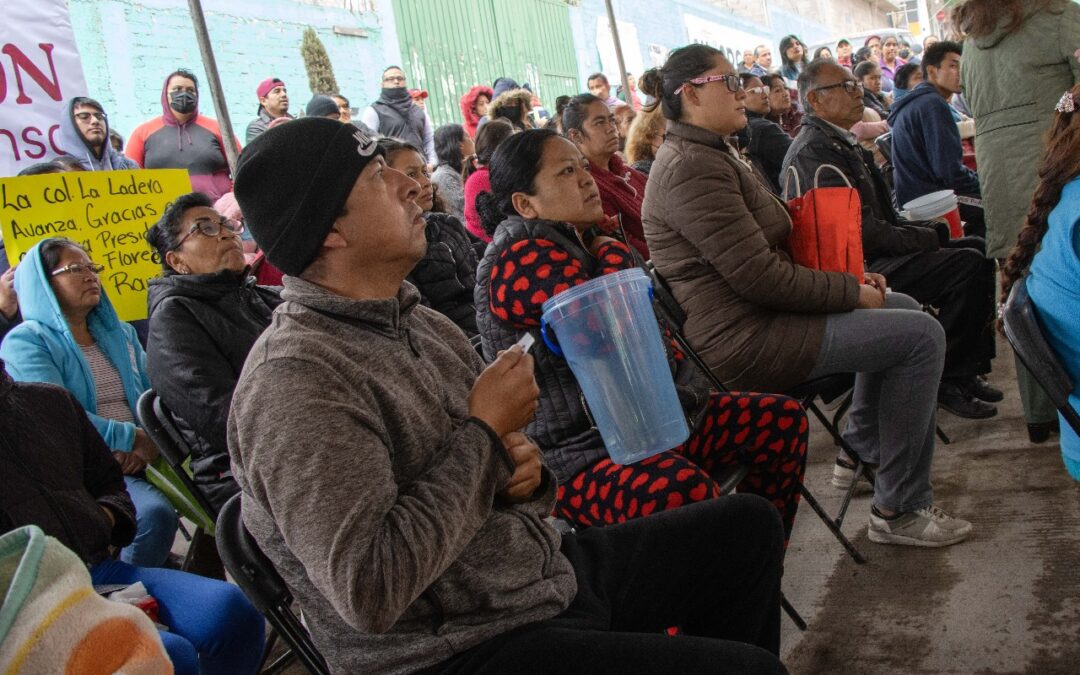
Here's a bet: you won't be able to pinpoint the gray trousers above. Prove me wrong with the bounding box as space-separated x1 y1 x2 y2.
807 293 946 513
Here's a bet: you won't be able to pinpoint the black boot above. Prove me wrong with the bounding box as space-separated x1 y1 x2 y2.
966 375 1004 403
1027 420 1060 444
938 380 997 419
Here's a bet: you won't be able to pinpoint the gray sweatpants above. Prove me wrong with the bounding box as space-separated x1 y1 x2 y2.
807 293 946 513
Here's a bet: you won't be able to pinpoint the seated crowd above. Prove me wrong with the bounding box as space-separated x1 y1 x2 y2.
3 11 1079 671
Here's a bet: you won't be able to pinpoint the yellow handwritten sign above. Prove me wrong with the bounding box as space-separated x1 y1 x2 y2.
0 169 192 321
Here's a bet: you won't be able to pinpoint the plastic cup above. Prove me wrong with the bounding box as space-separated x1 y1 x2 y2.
903 190 963 238
541 268 689 465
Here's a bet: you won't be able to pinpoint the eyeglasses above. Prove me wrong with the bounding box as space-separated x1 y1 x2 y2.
173 217 244 249
812 81 864 96
382 75 406 84
674 74 743 96
51 262 105 277
746 86 770 97
73 112 107 123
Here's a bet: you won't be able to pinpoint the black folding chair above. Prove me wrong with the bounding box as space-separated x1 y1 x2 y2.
136 390 220 520
217 495 331 675
645 263 870 564
1003 277 1080 437
136 390 222 575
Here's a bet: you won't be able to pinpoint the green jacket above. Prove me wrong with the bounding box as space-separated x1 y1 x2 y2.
961 0 1080 258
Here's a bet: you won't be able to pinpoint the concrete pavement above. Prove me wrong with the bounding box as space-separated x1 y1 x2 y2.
780 338 1080 674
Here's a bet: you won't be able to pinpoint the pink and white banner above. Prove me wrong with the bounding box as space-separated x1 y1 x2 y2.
1 0 89 177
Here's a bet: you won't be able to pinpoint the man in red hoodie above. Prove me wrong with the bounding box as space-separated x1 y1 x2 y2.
126 69 240 201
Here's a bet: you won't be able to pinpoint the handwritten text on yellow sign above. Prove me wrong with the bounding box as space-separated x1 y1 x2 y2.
1 169 192 321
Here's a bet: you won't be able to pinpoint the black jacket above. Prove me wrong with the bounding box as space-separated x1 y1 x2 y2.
146 269 282 511
863 90 889 117
0 366 137 565
742 112 793 195
475 216 710 484
782 115 947 276
407 212 480 337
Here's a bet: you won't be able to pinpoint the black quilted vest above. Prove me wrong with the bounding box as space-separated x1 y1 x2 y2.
475 216 710 484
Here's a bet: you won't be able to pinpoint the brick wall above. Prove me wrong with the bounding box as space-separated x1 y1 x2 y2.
68 0 400 145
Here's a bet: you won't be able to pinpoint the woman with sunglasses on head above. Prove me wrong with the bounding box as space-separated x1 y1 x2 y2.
475 128 808 547
641 45 971 548
735 73 792 194
144 193 281 513
0 238 178 566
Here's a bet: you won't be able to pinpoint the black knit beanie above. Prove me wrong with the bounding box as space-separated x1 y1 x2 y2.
306 95 341 119
233 117 382 276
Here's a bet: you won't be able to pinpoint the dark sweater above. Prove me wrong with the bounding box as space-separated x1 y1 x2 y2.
228 276 576 674
0 366 136 565
888 81 981 206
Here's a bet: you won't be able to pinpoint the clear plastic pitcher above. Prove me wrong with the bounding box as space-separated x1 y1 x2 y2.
540 268 689 465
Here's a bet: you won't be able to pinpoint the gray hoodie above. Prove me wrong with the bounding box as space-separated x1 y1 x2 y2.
228 276 576 674
56 98 139 172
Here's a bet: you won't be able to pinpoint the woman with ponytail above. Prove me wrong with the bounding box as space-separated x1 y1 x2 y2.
473 128 808 545
640 45 971 547
1001 83 1080 480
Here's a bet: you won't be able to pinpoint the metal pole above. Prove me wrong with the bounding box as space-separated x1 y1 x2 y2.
188 0 240 175
603 0 633 107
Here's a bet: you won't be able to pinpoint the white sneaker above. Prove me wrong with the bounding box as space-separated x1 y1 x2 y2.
830 458 873 494
868 505 972 547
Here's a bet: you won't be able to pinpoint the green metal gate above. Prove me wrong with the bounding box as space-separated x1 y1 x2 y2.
391 0 580 126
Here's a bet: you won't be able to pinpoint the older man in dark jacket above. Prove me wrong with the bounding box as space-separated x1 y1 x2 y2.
783 60 1000 419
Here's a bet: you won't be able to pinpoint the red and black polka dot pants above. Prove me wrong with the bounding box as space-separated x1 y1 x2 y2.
555 392 808 544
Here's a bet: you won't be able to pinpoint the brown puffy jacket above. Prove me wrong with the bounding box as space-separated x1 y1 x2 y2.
641 121 860 392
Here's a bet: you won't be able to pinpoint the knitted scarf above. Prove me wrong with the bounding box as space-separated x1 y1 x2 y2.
589 153 650 260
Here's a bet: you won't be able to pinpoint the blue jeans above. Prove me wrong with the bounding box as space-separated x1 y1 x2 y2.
91 559 265 675
121 476 179 567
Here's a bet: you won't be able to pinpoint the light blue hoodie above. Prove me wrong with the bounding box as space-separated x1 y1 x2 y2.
0 240 149 451
1029 177 1080 480
56 98 140 172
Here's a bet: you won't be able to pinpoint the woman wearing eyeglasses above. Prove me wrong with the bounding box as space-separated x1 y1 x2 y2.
641 45 971 547
735 73 792 195
0 237 178 566
143 193 281 512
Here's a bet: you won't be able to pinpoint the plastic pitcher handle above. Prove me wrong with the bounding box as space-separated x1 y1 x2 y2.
540 318 563 357
813 164 854 189
783 166 801 199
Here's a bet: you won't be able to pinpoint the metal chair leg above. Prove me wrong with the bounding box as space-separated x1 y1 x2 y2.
799 484 868 564
781 592 808 631
936 425 951 445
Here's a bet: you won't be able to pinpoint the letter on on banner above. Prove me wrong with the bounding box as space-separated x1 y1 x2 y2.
0 169 192 321
0 0 89 176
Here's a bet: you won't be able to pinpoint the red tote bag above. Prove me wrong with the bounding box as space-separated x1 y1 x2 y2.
783 165 865 279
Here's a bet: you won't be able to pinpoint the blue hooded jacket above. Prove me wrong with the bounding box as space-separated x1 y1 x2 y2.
887 81 980 207
1028 177 1080 480
56 98 140 172
0 240 149 451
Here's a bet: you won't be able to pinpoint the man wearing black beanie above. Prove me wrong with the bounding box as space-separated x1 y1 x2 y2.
228 119 785 674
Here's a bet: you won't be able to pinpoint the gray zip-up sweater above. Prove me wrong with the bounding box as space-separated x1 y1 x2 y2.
228 276 576 674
